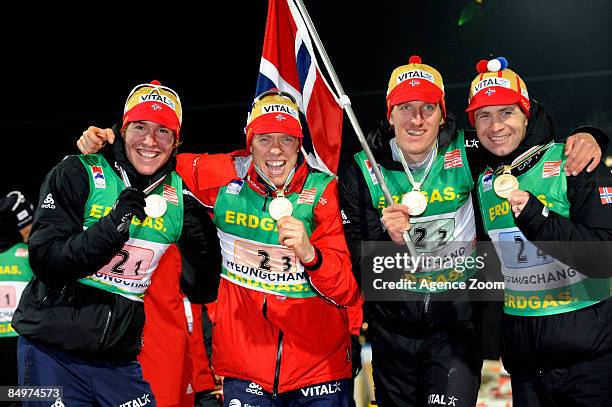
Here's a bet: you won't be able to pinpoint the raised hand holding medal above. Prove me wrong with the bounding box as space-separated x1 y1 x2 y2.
117 164 168 218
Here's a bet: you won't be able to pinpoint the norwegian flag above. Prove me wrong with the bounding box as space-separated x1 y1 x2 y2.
163 184 178 205
542 161 562 178
297 187 317 204
256 0 343 174
443 149 463 169
599 187 612 205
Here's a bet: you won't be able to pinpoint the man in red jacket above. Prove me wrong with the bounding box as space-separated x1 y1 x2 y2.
179 90 360 406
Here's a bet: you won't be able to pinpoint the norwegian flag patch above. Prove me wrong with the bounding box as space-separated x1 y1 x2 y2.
91 165 106 189
599 187 612 205
15 247 28 257
542 161 562 178
297 188 317 205
163 184 179 205
365 160 380 185
482 168 494 192
444 149 463 169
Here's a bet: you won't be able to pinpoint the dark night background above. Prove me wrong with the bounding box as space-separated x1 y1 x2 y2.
2 0 611 204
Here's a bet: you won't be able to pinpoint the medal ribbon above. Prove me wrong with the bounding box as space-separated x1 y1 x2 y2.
390 138 438 191
253 164 296 198
116 163 166 194
494 141 554 175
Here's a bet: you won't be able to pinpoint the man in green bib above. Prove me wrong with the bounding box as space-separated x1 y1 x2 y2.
468 57 612 406
12 81 221 406
339 55 606 407
0 191 35 398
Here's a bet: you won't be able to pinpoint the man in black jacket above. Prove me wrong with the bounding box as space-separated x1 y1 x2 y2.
12 81 221 407
468 57 612 406
338 56 606 407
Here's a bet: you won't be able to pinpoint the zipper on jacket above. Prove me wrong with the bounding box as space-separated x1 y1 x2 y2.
99 310 113 344
423 292 431 317
272 331 284 399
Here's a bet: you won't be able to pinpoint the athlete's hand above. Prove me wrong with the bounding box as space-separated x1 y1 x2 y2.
564 132 601 176
382 204 411 245
109 188 146 234
507 189 531 218
277 216 316 263
77 126 115 154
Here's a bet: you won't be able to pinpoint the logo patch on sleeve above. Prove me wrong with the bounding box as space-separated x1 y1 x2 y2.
599 187 612 205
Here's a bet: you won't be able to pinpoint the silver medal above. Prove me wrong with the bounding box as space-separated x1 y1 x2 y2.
402 190 428 216
269 197 293 220
145 194 167 218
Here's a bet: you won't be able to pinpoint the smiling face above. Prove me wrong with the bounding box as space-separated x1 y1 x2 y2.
123 121 176 175
473 104 528 156
250 132 300 187
389 101 443 163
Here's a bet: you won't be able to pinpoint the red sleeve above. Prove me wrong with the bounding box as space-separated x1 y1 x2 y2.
304 179 360 306
176 153 236 206
347 296 364 335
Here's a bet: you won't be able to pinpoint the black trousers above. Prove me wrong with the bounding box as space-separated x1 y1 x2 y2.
369 319 482 407
510 351 612 407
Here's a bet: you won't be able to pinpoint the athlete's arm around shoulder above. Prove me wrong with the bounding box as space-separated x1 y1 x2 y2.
29 156 128 286
306 178 360 306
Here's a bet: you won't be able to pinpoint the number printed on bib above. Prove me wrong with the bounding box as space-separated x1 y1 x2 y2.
98 244 154 280
0 286 17 308
234 240 296 273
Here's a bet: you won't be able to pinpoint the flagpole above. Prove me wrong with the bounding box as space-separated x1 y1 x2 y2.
292 0 419 258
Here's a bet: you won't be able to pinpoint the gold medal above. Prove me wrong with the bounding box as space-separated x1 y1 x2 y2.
401 190 428 216
494 167 519 198
269 197 293 220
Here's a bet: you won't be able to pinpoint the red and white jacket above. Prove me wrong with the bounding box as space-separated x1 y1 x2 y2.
177 153 359 394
